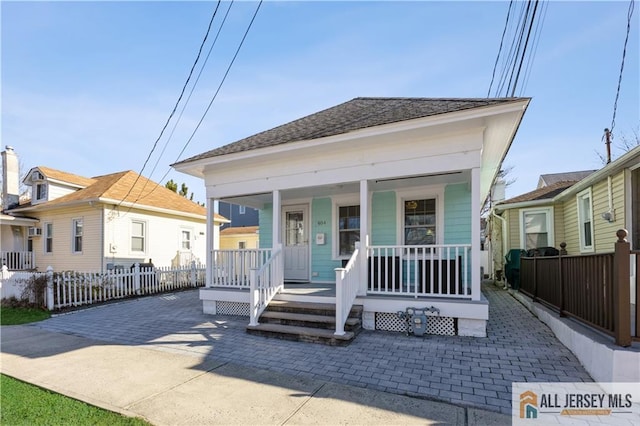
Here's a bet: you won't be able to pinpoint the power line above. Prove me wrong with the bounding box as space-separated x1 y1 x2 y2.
116 2 221 210
609 0 635 138
140 0 264 203
510 0 540 96
168 1 263 173
488 1 514 97
148 1 235 182
520 0 548 96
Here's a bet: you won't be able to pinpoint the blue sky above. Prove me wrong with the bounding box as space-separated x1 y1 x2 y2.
2 1 638 203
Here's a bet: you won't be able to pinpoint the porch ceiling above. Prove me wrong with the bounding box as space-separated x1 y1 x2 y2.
220 170 470 208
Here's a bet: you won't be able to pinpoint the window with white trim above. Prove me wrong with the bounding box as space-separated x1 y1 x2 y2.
404 199 436 246
239 205 246 215
73 218 83 253
181 229 192 250
238 241 246 249
44 222 53 253
338 205 360 256
577 189 594 251
520 207 554 250
36 183 47 201
131 220 145 252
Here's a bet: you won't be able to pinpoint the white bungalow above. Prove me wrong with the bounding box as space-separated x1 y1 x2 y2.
173 97 530 342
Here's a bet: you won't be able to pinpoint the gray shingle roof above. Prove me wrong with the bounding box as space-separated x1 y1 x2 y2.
538 170 596 188
177 97 527 164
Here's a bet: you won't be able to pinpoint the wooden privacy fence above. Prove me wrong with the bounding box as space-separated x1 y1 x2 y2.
520 229 639 347
0 262 206 311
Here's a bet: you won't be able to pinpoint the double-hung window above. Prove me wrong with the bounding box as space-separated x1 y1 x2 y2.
44 223 53 253
404 199 436 246
131 220 146 252
520 207 553 250
181 229 192 250
73 219 83 253
338 205 360 256
36 183 47 201
577 189 594 252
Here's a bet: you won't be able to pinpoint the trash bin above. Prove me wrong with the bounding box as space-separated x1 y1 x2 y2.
505 249 525 290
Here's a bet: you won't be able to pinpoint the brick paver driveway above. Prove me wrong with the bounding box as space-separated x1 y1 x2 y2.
35 283 592 414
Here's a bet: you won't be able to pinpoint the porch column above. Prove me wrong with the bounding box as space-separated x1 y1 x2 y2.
359 179 369 296
471 167 481 300
272 190 281 249
206 197 216 287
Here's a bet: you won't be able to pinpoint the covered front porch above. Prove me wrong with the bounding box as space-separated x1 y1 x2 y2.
199 169 488 338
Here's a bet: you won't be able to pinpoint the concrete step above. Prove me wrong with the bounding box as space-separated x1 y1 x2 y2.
259 310 362 331
246 300 363 345
266 300 363 318
246 323 356 346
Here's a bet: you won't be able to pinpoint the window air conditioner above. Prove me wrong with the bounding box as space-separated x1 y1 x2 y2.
28 227 42 237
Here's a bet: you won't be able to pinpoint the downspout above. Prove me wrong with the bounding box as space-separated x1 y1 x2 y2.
492 209 507 284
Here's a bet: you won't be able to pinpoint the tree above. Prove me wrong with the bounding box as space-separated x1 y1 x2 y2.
165 180 201 205
596 125 639 165
165 179 178 193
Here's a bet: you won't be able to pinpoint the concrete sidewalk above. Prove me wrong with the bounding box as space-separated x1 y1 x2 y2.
1 325 508 425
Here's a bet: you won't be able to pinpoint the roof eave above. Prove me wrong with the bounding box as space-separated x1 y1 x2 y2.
553 146 640 200
174 98 531 177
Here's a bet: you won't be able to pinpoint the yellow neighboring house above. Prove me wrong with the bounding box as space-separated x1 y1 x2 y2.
219 226 259 250
0 146 228 272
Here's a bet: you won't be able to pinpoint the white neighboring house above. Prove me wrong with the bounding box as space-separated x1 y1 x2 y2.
173 97 530 338
1 146 228 272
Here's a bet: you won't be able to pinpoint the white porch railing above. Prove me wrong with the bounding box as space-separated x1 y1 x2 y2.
367 244 472 299
249 244 284 326
1 251 35 270
334 242 360 336
211 249 272 288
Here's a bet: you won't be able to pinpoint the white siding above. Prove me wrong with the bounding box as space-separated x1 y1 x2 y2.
103 207 207 268
31 206 103 271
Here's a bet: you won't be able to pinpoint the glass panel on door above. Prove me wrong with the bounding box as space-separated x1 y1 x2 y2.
285 211 304 246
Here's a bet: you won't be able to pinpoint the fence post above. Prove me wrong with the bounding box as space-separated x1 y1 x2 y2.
46 266 54 311
190 261 197 287
613 229 631 347
532 255 538 303
249 268 259 326
559 242 566 317
335 268 346 336
133 263 141 295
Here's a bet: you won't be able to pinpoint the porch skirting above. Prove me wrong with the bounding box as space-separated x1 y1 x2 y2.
200 287 488 337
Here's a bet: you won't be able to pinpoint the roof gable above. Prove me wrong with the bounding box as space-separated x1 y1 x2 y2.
29 166 97 188
499 181 578 205
537 170 596 188
176 97 527 164
14 169 223 219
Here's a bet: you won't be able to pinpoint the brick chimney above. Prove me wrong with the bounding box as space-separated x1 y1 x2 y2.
1 146 20 210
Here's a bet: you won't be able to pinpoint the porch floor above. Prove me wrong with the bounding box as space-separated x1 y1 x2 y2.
281 282 335 297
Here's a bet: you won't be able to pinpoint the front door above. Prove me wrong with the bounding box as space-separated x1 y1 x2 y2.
283 205 310 282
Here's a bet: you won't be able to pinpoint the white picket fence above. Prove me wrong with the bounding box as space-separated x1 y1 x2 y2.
0 263 205 310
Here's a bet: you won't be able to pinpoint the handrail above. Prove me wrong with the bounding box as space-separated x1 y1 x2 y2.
335 242 360 336
249 244 284 326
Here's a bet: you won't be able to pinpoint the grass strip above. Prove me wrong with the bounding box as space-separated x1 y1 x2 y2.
0 307 51 325
0 374 150 425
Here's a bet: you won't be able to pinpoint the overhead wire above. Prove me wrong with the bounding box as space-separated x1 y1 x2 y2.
140 0 264 202
495 1 528 97
115 1 221 211
519 0 548 96
504 0 532 97
146 1 235 191
609 0 635 138
510 0 540 96
487 1 514 97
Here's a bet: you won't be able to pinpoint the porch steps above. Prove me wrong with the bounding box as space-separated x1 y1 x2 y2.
246 301 363 346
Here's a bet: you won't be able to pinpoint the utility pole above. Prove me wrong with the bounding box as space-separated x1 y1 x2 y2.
604 128 612 164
